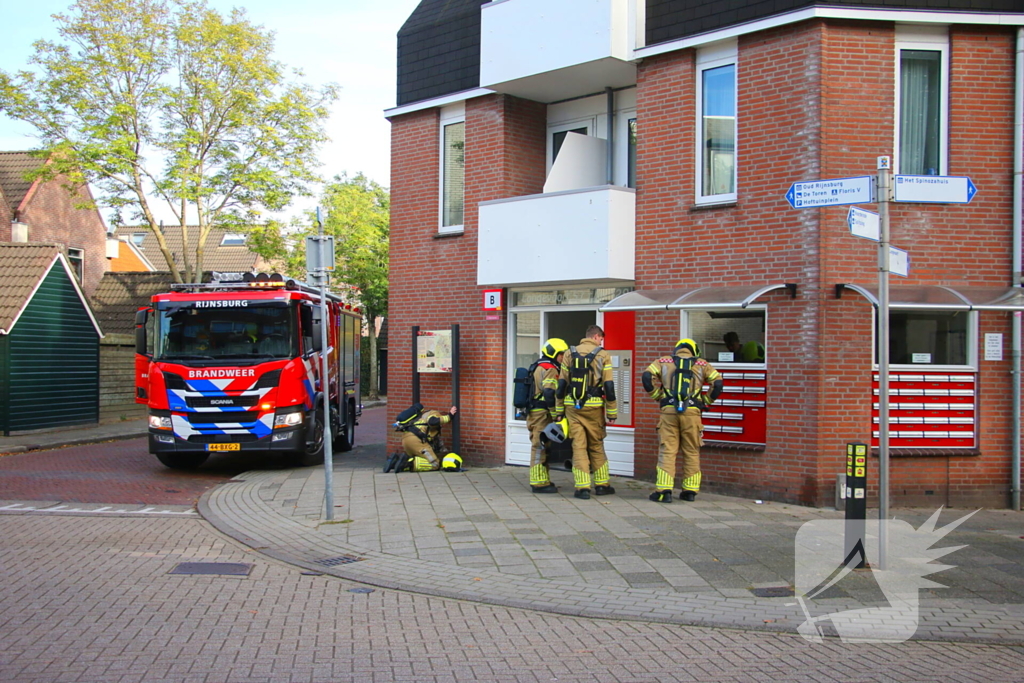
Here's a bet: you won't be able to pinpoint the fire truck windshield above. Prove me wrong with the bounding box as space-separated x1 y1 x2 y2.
154 300 298 364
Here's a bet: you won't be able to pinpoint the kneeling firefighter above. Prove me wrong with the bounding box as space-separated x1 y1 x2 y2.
641 339 723 503
386 404 458 472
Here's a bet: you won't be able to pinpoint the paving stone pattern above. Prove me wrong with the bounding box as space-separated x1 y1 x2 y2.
4 514 1024 683
201 446 1024 645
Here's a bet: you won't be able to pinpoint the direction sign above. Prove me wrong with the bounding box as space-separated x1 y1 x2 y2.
785 176 874 209
889 246 909 277
848 207 880 241
893 175 977 204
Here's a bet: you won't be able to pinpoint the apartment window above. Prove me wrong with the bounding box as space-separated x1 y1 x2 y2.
627 118 637 189
220 233 246 246
67 248 84 281
440 104 465 233
696 43 737 203
896 29 948 176
551 125 588 165
131 232 146 246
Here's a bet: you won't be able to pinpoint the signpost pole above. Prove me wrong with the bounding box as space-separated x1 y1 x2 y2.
317 208 334 521
876 158 892 569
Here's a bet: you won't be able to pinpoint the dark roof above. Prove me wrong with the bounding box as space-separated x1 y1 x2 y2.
397 0 488 106
0 151 43 214
0 243 59 333
89 271 175 335
111 225 264 274
645 0 1021 46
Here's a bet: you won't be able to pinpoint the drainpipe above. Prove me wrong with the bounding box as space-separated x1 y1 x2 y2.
1012 28 1023 510
606 87 614 184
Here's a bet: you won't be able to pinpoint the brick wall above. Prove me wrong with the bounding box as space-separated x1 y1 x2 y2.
388 94 546 464
19 178 107 297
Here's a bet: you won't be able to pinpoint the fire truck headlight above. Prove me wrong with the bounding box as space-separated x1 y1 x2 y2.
149 415 172 430
274 411 304 428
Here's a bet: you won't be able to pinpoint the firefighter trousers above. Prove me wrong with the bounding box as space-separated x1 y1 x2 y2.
526 409 553 487
401 432 441 472
566 404 609 489
656 405 703 492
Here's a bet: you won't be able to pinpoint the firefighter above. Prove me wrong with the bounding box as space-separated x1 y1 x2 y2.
559 325 617 500
527 338 568 493
642 338 723 503
387 405 458 472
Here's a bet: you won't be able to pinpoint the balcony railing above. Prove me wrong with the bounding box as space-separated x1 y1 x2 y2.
480 0 639 102
477 185 635 287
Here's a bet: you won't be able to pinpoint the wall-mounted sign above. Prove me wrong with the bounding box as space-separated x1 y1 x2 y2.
483 289 503 311
417 330 453 373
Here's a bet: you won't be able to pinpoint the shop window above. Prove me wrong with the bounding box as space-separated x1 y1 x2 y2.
881 310 969 366
686 309 766 365
439 104 465 233
896 28 948 176
696 42 736 204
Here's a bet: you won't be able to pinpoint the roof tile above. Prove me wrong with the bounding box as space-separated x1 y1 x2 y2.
0 242 61 333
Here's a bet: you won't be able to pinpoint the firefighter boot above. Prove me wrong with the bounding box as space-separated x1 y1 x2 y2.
384 453 401 473
594 485 616 496
574 488 591 500
532 483 558 494
680 490 697 502
395 455 417 473
649 490 672 503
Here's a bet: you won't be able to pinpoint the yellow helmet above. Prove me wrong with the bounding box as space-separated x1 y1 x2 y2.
542 338 569 360
441 453 463 472
675 338 700 357
542 417 569 443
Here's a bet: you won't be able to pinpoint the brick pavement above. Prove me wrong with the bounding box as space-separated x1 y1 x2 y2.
201 436 1024 645
3 513 1024 683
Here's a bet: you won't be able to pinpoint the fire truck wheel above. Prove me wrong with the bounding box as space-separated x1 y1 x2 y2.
335 404 355 453
295 405 325 467
155 452 209 470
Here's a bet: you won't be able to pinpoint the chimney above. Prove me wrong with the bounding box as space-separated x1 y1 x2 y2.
106 236 121 259
11 221 28 242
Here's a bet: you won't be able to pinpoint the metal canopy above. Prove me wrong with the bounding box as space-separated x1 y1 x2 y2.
835 284 1024 311
600 283 796 312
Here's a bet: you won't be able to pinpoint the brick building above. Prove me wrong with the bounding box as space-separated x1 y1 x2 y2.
0 152 109 296
387 0 1024 508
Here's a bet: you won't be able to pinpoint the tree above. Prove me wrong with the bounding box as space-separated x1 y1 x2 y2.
288 174 389 400
0 0 336 282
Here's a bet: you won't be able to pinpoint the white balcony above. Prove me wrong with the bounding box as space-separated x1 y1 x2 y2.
480 0 640 103
477 185 635 287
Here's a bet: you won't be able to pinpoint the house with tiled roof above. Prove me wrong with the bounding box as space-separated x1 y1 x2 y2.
111 225 269 277
107 237 158 272
0 151 109 296
0 242 103 435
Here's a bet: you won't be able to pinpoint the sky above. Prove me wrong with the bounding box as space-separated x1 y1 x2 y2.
0 0 421 225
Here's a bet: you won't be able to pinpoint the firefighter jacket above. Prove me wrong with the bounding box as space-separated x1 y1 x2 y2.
407 409 451 443
560 338 618 419
531 359 562 420
643 348 723 410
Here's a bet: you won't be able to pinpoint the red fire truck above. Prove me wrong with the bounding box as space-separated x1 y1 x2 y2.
134 273 360 469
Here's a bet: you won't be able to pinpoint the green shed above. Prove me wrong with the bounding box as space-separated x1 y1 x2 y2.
0 243 103 435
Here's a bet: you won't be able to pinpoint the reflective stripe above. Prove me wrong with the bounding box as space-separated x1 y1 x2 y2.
593 463 609 486
573 467 591 489
530 464 550 486
681 472 702 491
656 467 674 490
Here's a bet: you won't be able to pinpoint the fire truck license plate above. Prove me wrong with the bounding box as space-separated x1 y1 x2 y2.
207 443 240 451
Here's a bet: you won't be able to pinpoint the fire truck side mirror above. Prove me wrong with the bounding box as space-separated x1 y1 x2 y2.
310 306 323 353
135 308 151 356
